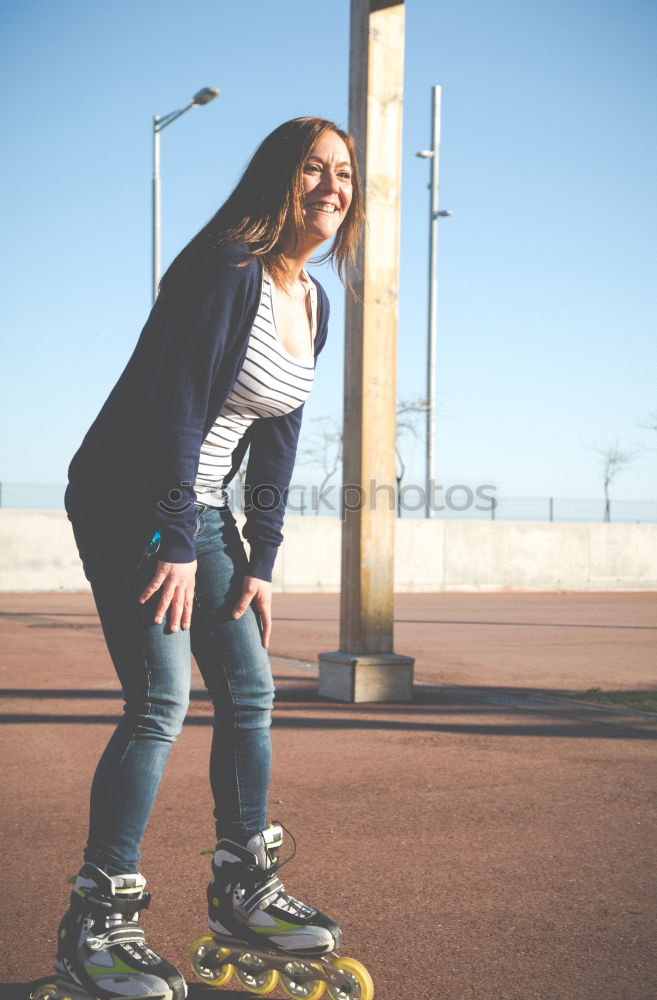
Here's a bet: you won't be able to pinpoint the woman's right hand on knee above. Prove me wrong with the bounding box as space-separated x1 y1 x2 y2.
138 560 197 632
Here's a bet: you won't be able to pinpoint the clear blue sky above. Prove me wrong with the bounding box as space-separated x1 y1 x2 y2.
1 0 655 506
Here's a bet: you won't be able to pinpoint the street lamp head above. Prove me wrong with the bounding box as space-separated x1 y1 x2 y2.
193 87 220 106
416 149 434 158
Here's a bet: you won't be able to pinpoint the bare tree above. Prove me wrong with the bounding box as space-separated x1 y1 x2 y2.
300 399 429 517
299 417 343 514
594 441 638 522
638 410 657 433
396 397 429 517
636 410 657 457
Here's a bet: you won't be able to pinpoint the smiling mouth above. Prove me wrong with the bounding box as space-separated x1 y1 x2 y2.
306 203 338 214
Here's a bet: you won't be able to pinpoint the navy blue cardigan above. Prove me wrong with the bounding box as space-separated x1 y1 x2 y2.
65 245 329 581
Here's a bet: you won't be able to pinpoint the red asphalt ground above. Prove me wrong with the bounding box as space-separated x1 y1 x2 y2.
1 590 656 1000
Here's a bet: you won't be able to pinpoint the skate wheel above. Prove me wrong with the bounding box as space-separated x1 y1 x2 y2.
280 960 327 999
233 951 279 994
327 957 374 1000
189 933 233 987
31 985 59 1000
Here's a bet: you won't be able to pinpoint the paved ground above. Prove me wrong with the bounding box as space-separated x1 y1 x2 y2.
1 590 656 1000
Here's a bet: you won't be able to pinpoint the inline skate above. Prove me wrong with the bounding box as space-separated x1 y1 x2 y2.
189 823 374 999
31 864 187 1000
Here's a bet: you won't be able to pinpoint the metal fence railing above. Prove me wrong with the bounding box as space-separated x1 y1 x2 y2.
487 497 657 524
1 482 655 524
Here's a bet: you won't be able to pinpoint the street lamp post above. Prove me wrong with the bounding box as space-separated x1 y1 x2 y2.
152 86 220 302
417 84 452 518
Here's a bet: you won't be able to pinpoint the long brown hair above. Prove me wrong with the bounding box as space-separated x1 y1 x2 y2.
161 116 364 293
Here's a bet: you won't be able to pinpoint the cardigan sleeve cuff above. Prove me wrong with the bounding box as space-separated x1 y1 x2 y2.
247 543 279 583
157 536 197 564
154 513 198 564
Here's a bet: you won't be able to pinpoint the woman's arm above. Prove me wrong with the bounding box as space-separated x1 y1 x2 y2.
135 251 261 629
241 403 306 582
141 251 261 564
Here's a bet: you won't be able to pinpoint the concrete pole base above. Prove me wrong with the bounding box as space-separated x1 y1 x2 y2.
318 651 414 703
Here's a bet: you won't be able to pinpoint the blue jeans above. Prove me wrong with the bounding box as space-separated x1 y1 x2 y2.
68 501 275 876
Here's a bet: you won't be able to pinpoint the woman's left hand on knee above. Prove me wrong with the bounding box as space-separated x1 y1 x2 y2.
232 575 272 648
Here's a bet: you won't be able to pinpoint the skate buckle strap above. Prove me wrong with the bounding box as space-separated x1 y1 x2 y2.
85 925 147 951
242 874 284 915
73 890 152 915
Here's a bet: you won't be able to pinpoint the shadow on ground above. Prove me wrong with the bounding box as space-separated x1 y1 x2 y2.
8 981 240 1000
1 680 656 741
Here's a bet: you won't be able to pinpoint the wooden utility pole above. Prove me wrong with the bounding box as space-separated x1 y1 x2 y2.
318 0 413 702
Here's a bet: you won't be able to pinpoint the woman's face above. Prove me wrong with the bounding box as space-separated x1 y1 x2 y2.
299 131 353 245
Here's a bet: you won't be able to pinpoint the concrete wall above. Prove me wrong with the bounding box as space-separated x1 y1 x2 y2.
0 509 655 592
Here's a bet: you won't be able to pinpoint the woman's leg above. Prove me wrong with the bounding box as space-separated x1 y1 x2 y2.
186 509 345 976
69 515 192 875
190 505 275 845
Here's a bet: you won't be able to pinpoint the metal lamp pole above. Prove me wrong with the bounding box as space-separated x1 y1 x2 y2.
417 84 452 518
152 86 220 302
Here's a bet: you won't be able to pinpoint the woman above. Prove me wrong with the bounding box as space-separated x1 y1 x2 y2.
47 117 366 1000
